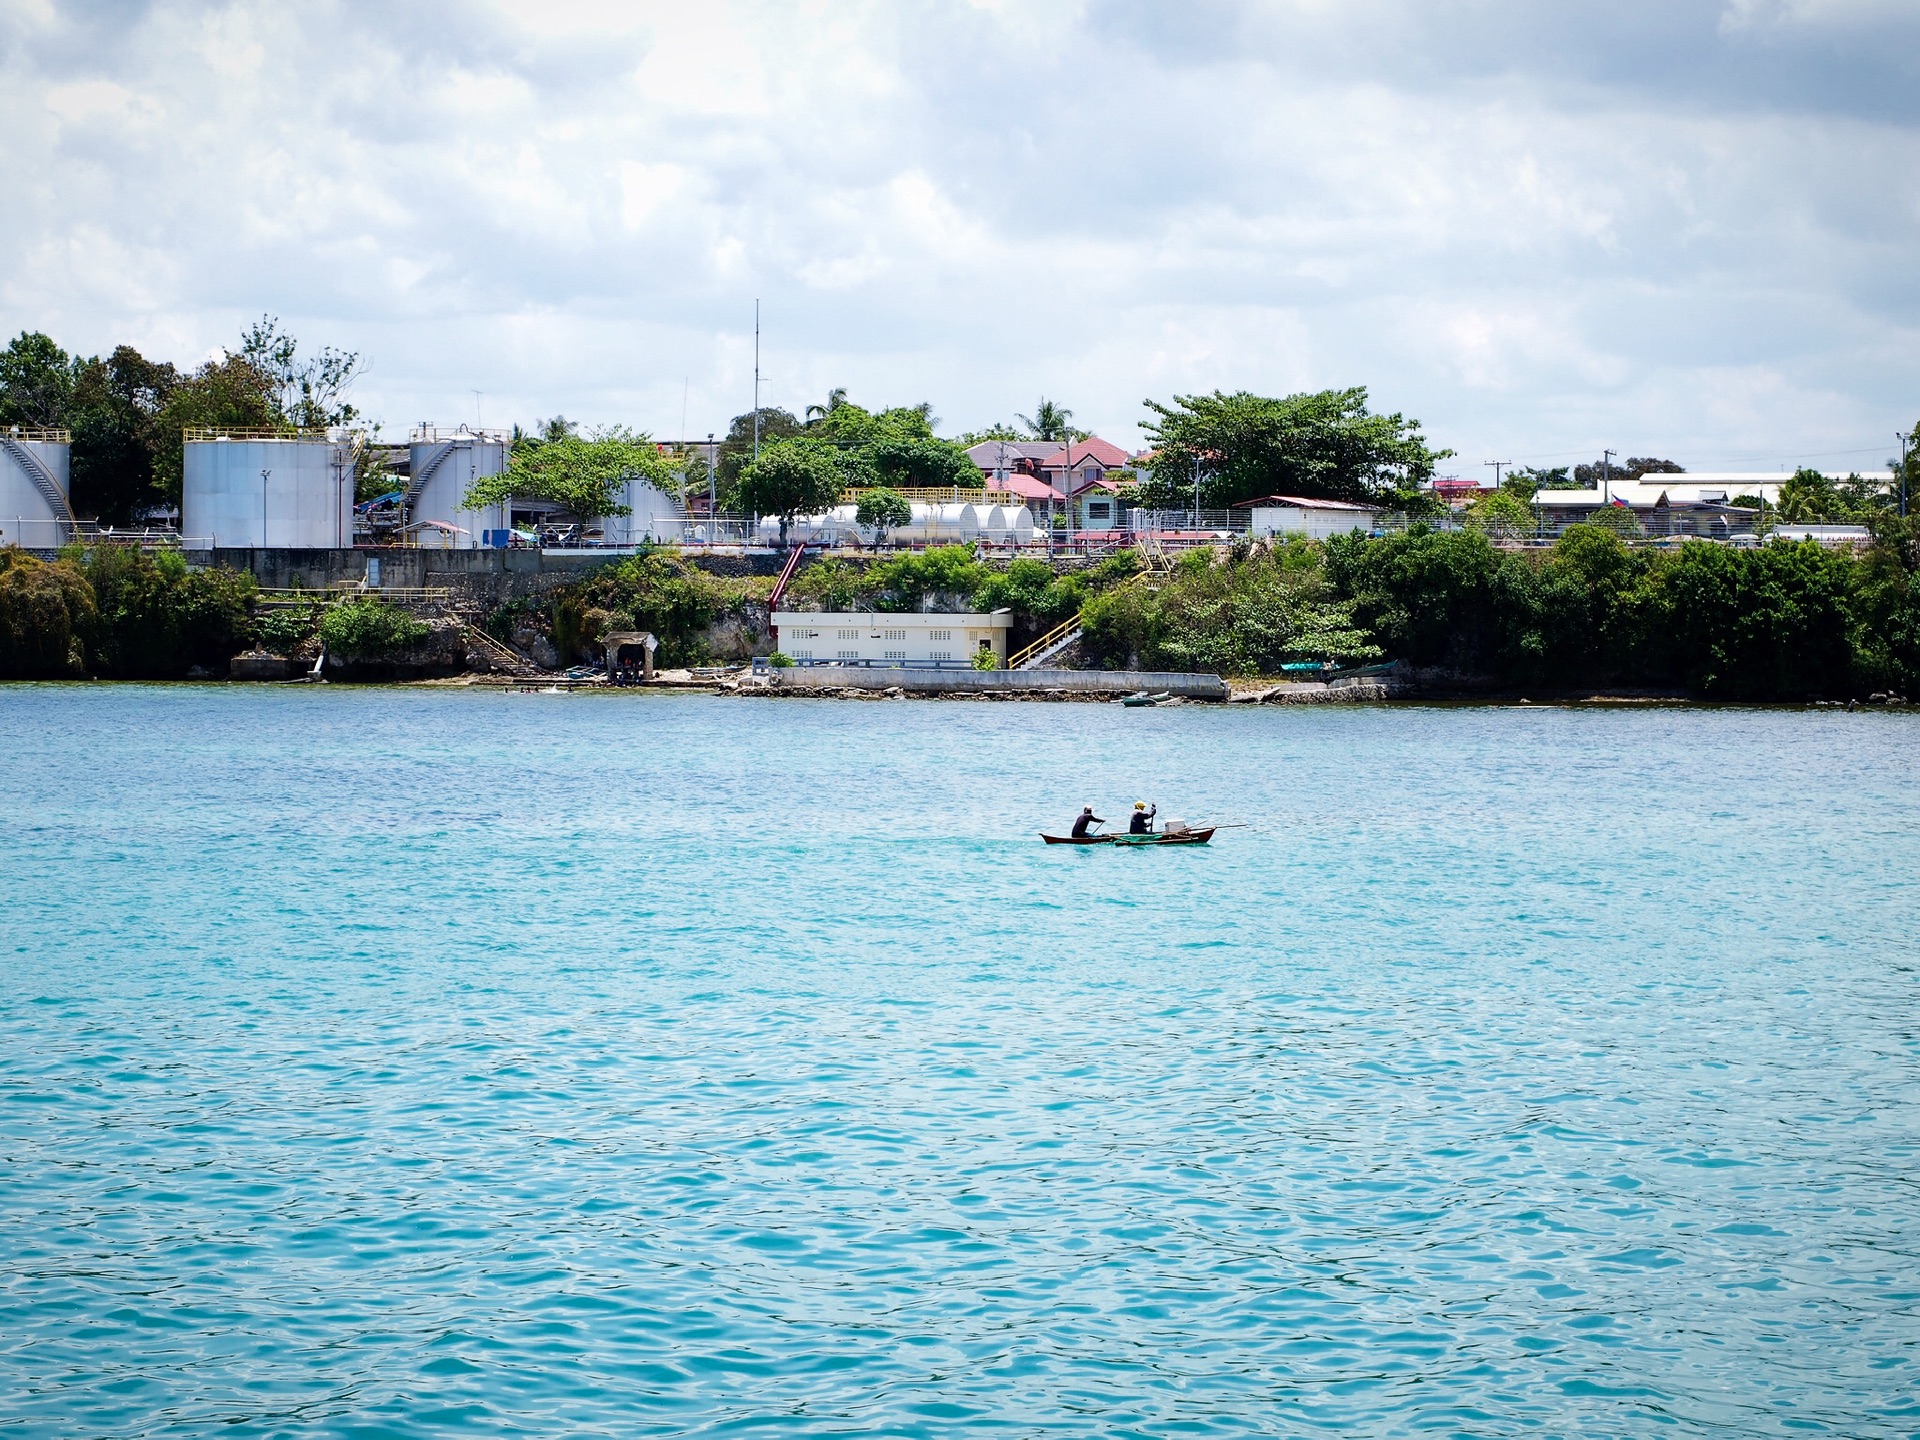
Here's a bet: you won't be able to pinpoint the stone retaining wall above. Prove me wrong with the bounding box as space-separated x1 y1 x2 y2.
770 667 1231 700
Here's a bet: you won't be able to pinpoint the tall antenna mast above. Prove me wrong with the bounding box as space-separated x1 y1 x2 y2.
752 300 761 465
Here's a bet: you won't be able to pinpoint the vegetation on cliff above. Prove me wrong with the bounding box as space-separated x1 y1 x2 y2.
545 550 769 668
1076 522 1920 697
319 599 430 660
0 546 256 679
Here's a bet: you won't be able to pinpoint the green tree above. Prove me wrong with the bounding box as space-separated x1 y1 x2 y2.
737 439 845 547
957 422 1025 444
0 332 76 426
1664 540 1856 698
237 316 362 430
152 354 282 508
1773 468 1845 523
1081 542 1380 675
1140 388 1452 510
1585 503 1645 538
84 546 255 677
1323 526 1501 670
0 548 94 676
804 388 850 424
1509 465 1581 493
465 429 672 521
320 598 429 659
1465 489 1535 538
68 346 179 524
715 406 803 492
855 487 912 544
1017 398 1085 442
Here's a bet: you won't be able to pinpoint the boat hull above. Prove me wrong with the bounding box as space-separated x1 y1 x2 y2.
1040 827 1214 846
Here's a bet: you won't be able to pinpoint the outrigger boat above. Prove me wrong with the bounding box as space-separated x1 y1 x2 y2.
1040 826 1216 846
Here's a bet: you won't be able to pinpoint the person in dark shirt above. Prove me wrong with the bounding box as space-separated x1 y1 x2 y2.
1129 802 1157 834
1070 806 1104 838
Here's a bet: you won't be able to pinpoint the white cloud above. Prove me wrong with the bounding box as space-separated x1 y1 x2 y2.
0 0 1914 466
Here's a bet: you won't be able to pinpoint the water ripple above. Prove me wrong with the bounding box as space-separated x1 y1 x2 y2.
1 688 1916 1436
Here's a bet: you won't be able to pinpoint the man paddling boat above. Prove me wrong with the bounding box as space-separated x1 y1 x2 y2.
1070 806 1105 839
1129 802 1157 834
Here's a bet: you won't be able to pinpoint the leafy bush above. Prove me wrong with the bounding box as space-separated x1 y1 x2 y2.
319 599 429 659
768 650 794 668
1324 526 1503 670
0 549 94 677
784 557 870 611
971 647 1000 671
865 545 990 611
1661 539 1855 699
1083 543 1380 675
554 551 754 666
85 545 255 677
854 487 913 539
255 601 322 654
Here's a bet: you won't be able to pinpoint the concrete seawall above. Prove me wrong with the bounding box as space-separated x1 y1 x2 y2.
770 667 1231 700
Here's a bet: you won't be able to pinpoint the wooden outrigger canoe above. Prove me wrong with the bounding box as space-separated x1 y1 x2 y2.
1040 827 1216 846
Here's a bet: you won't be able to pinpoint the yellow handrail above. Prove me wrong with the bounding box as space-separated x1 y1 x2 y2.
182 426 338 442
1008 612 1085 670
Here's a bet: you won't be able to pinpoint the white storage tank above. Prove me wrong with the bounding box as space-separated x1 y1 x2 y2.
0 427 76 547
601 471 688 546
407 426 510 548
183 429 354 548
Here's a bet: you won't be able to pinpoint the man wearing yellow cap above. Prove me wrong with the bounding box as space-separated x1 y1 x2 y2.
1128 801 1157 835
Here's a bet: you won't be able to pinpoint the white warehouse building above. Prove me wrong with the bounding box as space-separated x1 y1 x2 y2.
1234 494 1381 539
406 426 510 548
184 430 355 548
772 610 1013 667
0 427 76 548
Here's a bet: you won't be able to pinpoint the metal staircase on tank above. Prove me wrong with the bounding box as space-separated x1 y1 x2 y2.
1 435 77 541
404 440 457 511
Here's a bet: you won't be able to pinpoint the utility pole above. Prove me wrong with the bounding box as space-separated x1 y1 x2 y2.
1601 448 1616 506
1485 460 1509 491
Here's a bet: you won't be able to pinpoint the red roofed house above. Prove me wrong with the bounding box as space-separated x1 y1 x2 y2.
966 437 1139 531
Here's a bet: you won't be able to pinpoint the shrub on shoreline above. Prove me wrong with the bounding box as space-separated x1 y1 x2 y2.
0 550 95 677
319 598 429 659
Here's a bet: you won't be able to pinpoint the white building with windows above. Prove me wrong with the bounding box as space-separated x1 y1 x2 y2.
772 610 1012 667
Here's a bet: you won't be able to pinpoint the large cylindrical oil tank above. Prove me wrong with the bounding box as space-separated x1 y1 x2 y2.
183 431 354 548
600 474 687 546
407 428 509 548
0 428 75 547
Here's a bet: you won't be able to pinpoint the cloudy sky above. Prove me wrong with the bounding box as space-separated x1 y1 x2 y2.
3 0 1917 471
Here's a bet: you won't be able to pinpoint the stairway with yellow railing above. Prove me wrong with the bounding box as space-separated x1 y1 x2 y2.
1008 544 1165 670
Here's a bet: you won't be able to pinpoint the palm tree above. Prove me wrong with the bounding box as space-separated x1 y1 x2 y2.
1017 398 1074 442
804 388 849 425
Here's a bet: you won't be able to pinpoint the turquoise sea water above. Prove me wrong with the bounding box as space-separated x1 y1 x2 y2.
1 685 1916 1438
